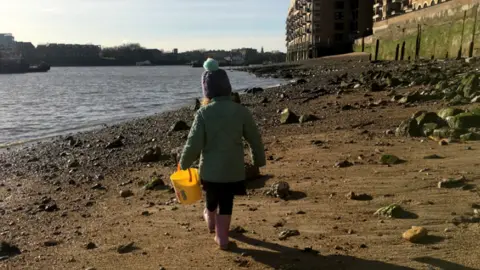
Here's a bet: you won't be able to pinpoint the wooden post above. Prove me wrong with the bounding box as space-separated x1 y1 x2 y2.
469 4 479 58
432 40 436 60
361 36 365 52
458 10 467 59
374 39 380 61
415 24 421 60
400 41 406 60
395 44 400 60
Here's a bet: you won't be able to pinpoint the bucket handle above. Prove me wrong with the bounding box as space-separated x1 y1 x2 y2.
177 163 193 183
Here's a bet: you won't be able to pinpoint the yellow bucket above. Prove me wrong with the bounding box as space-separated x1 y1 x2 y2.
170 167 202 205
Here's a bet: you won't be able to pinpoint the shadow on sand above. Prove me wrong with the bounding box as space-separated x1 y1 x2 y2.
413 257 478 270
230 234 416 270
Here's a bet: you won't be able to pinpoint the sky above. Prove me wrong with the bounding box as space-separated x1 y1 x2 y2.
0 0 290 52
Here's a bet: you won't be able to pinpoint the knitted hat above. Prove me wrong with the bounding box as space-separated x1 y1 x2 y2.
203 58 219 72
201 68 232 99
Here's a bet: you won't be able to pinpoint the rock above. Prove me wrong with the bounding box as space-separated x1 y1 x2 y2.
85 268 96 270
139 147 163 163
398 91 421 104
422 123 438 136
232 226 247 234
169 121 190 132
457 73 479 98
341 104 355 111
120 190 133 198
290 78 307 85
245 87 264 94
191 99 201 111
435 80 449 91
278 229 300 240
280 109 299 124
354 83 361 89
231 92 241 104
299 114 318 124
91 183 106 190
386 77 401 88
471 96 480 103
105 137 124 149
414 111 446 127
432 127 465 139
67 159 80 168
245 163 260 181
438 108 464 119
448 95 470 106
144 175 166 190
43 240 59 247
460 132 480 141
260 97 269 104
0 241 21 260
335 160 353 168
438 176 466 188
380 154 403 165
447 113 480 129
466 57 476 64
423 154 443 159
268 181 290 199
370 82 384 92
374 204 405 218
84 242 97 250
346 192 373 201
116 242 137 254
395 119 422 137
402 226 428 243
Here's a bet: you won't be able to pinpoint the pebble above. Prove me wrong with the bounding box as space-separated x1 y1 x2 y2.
402 226 428 243
120 190 133 198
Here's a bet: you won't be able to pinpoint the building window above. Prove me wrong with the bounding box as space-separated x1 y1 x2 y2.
334 33 343 42
334 12 344 20
335 1 344 9
335 23 344 31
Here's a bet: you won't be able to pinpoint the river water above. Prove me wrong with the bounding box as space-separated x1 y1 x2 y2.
0 66 284 145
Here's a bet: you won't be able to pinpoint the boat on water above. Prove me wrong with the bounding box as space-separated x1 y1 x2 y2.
0 56 50 74
27 62 51 73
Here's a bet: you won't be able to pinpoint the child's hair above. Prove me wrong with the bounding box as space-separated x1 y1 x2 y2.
201 98 210 106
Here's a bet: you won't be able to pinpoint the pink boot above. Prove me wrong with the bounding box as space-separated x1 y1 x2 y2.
214 215 231 250
203 208 216 233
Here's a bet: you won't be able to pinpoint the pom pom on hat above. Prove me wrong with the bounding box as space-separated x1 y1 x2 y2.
203 58 219 71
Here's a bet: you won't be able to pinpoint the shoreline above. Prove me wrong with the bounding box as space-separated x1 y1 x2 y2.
2 56 480 269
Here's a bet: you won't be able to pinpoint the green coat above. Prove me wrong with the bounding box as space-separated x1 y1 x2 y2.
179 96 266 183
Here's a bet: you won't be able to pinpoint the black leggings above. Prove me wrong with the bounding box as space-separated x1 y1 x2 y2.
202 181 244 215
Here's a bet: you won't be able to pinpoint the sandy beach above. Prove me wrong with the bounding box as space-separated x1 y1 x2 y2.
1 54 480 270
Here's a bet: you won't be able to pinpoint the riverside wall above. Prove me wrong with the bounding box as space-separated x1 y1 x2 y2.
355 0 480 60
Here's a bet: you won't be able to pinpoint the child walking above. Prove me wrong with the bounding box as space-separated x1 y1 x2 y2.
179 58 266 250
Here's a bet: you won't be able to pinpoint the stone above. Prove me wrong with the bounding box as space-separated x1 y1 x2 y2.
346 192 372 201
415 111 446 128
374 204 405 218
447 113 480 129
471 96 480 103
290 78 307 85
44 240 59 247
458 73 479 98
144 175 166 190
448 95 469 106
460 132 480 141
422 123 438 136
335 160 353 168
232 226 247 234
269 181 290 199
432 127 465 139
386 77 401 88
278 229 300 240
116 242 136 254
395 119 421 137
398 92 421 104
169 121 190 132
0 241 21 260
435 80 449 91
380 154 403 165
67 159 80 168
105 137 124 149
299 114 318 124
84 242 97 250
120 190 133 198
139 147 163 163
244 87 264 94
438 176 466 188
280 109 299 124
423 154 443 159
231 92 241 104
402 226 428 243
438 108 464 119
370 82 384 92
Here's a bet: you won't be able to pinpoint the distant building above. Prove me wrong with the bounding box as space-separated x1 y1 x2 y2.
36 43 101 59
373 0 451 22
173 48 178 54
0 33 15 50
286 0 374 62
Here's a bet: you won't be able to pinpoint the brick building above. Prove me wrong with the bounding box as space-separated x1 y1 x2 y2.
286 0 373 62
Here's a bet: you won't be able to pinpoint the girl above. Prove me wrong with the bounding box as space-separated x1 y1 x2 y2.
179 58 266 250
